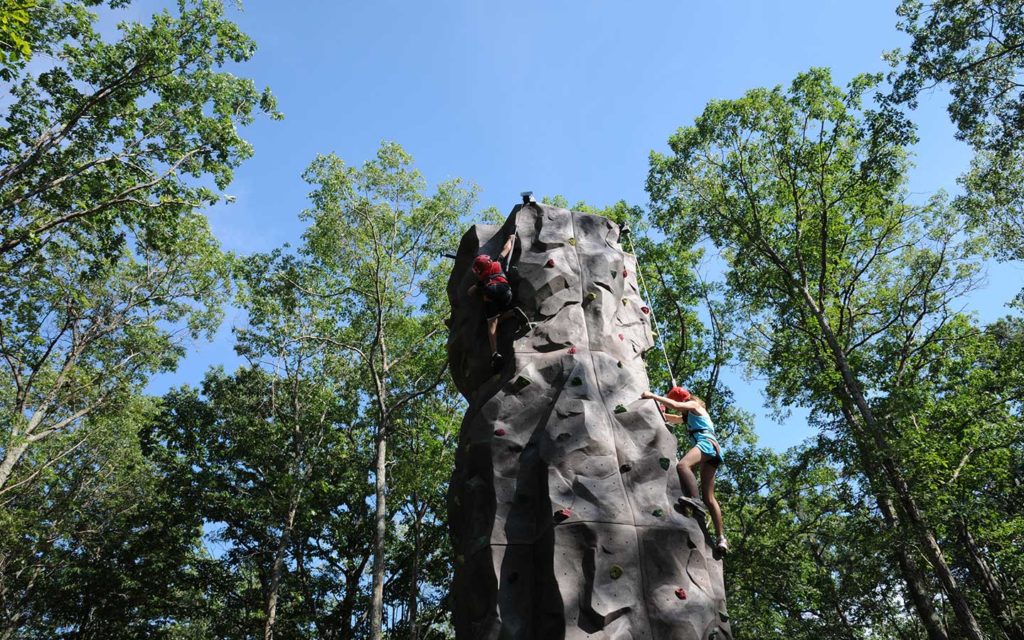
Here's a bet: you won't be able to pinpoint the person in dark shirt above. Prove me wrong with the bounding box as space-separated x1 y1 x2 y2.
468 232 527 371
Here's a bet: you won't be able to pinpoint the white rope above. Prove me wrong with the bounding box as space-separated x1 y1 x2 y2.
626 229 677 388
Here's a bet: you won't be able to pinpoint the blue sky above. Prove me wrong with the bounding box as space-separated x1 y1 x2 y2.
144 1 1022 451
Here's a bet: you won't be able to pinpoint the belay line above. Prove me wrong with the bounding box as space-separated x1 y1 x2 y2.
625 227 677 389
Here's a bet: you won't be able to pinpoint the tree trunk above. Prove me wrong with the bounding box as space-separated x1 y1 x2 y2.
264 499 299 640
801 285 986 640
837 401 950 640
410 492 421 640
0 440 28 492
369 422 388 640
959 521 1024 640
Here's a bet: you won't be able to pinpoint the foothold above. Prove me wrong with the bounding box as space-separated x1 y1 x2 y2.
619 463 632 473
494 428 506 436
623 269 628 277
675 587 688 600
621 298 628 305
514 376 532 389
617 361 623 368
568 346 577 354
571 376 583 386
553 508 572 523
659 457 671 470
546 258 556 267
653 508 665 517
567 237 576 246
609 565 623 579
641 306 650 314
586 292 597 301
618 333 625 341
614 404 628 414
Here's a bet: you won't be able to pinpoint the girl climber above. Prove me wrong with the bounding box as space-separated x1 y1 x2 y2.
468 231 528 372
642 386 729 555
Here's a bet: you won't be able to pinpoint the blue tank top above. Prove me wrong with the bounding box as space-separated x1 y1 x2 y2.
686 412 715 434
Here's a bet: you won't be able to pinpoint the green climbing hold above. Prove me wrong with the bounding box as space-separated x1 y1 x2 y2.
571 376 583 386
568 237 576 246
586 291 597 301
653 508 665 517
514 376 532 389
659 457 671 470
651 330 659 337
609 565 623 579
614 404 628 414
621 298 628 305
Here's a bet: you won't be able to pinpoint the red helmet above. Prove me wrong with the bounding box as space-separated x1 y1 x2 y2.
667 386 691 402
473 255 492 271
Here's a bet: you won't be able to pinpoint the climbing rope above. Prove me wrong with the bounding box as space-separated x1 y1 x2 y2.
625 228 677 388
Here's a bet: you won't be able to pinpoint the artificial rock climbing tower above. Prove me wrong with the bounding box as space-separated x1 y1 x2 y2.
446 202 731 640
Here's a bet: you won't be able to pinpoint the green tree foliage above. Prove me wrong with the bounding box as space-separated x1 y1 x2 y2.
889 0 1024 263
648 67 1019 639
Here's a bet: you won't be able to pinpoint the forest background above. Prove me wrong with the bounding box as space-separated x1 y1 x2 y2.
1 1 1022 639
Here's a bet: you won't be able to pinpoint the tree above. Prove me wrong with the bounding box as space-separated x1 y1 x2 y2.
0 0 277 493
300 142 474 640
889 0 1024 265
649 68 994 639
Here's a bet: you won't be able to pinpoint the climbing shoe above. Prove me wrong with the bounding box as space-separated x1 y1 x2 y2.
677 495 708 515
490 352 504 372
716 536 730 555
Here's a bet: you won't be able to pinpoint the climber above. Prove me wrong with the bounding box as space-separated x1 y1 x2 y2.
642 387 729 554
468 231 528 371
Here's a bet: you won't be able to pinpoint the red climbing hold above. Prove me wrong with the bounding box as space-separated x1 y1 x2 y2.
623 269 628 277
568 346 577 354
546 258 555 267
618 333 625 341
553 508 572 523
494 428 506 436
675 587 688 600
641 306 650 314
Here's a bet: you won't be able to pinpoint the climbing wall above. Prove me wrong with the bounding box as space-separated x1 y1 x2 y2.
446 202 731 640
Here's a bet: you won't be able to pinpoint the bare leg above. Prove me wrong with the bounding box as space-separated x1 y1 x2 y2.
700 458 724 539
676 447 702 499
487 316 499 354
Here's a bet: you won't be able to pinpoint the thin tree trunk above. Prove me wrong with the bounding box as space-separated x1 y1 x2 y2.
410 492 421 640
369 422 388 640
959 521 1024 640
264 498 300 640
0 441 29 492
801 285 986 640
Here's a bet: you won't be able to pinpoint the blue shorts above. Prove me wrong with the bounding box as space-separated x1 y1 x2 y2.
690 430 723 466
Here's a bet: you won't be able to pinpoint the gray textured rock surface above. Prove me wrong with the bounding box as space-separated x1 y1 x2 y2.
447 203 731 640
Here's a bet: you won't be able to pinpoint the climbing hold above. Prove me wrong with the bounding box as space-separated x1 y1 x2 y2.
623 269 628 277
514 376 532 389
553 508 572 523
719 611 730 623
546 258 555 267
586 291 597 301
641 306 650 314
568 346 577 354
571 376 583 386
619 463 632 473
494 428 506 436
618 333 625 341
621 298 628 305
651 330 659 337
567 237 576 246
614 404 628 414
609 565 623 579
617 361 623 368
653 508 665 517
675 587 688 600
659 457 671 470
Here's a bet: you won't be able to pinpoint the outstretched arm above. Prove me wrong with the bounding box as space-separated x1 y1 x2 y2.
498 233 516 260
641 390 700 413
